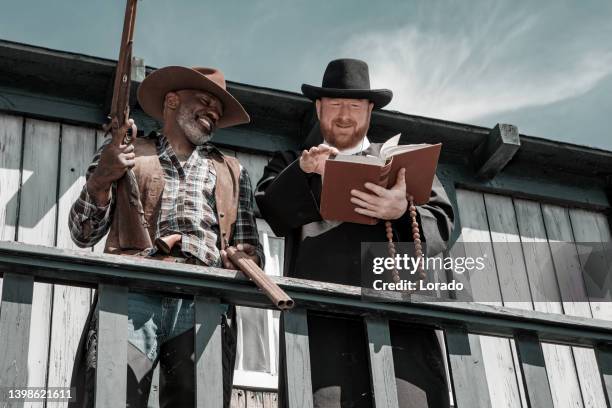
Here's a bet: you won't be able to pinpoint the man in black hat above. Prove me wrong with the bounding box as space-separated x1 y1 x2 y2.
256 59 454 408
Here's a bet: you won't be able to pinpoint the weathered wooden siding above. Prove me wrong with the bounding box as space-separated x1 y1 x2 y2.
47 124 97 408
452 189 611 408
231 389 278 407
1 111 611 408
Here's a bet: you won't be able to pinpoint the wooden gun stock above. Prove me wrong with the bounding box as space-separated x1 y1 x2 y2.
155 233 182 254
226 247 294 311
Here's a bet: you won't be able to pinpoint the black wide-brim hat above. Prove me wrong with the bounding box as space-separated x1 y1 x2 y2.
301 58 393 109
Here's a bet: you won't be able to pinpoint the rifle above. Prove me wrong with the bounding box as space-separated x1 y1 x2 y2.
108 0 153 250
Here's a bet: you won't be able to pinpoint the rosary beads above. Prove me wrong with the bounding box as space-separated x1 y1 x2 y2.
385 196 426 284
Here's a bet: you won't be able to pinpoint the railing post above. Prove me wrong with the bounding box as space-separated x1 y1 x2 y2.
514 331 554 408
445 326 492 408
194 296 223 407
282 308 313 408
0 273 34 408
95 284 128 408
364 317 399 408
595 343 612 407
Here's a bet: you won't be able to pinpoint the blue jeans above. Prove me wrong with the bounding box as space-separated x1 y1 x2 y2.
125 293 196 361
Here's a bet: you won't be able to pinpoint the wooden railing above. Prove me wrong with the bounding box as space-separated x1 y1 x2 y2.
2 241 612 408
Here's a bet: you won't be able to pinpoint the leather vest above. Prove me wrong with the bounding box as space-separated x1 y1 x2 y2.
104 137 242 256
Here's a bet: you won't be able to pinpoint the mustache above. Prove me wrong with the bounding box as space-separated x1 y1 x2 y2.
194 111 217 132
332 119 357 127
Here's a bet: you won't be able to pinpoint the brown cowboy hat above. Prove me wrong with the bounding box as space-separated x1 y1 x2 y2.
137 66 250 128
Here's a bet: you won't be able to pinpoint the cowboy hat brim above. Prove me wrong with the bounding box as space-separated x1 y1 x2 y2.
301 84 393 109
137 66 250 128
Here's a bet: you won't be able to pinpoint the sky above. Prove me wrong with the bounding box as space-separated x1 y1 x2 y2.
2 0 611 150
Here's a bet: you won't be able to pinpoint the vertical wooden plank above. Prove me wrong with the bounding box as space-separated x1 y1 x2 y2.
56 125 97 251
568 209 612 408
0 113 22 240
95 284 128 408
194 296 224 407
451 190 500 305
262 392 278 408
0 273 34 403
17 119 60 407
594 345 612 408
541 205 594 314
17 119 60 244
246 390 265 408
483 194 532 310
47 124 97 408
520 200 606 408
231 388 247 408
282 309 313 408
482 194 529 408
514 332 555 408
364 317 399 408
235 151 268 191
235 151 269 216
0 113 23 299
444 327 492 408
569 209 612 320
453 189 521 408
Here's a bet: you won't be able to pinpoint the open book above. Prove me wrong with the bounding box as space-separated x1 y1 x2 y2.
320 135 441 224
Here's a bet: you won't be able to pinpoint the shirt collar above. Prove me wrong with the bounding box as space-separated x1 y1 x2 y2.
156 132 221 157
323 136 371 155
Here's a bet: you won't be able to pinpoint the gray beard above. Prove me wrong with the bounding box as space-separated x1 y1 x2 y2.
176 107 212 146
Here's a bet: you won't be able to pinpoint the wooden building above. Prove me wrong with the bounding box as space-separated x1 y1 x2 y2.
1 39 612 408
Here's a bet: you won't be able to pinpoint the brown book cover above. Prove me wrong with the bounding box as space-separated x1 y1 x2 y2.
320 135 442 224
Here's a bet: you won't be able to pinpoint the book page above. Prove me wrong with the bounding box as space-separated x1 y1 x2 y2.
379 134 401 156
382 143 433 160
331 154 384 166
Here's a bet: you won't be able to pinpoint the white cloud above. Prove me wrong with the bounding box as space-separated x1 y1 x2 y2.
340 8 612 122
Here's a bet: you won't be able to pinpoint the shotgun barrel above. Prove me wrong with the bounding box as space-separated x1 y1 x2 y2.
226 246 295 310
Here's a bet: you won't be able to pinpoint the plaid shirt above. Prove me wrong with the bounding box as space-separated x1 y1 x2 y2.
69 133 264 268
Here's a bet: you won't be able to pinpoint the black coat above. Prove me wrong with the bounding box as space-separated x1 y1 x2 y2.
255 142 455 408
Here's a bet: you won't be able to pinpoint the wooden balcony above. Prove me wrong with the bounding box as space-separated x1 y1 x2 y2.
2 241 612 407
1 40 612 408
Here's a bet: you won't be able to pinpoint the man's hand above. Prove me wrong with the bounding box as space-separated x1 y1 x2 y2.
220 243 260 269
299 144 339 175
350 168 410 220
87 118 137 206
